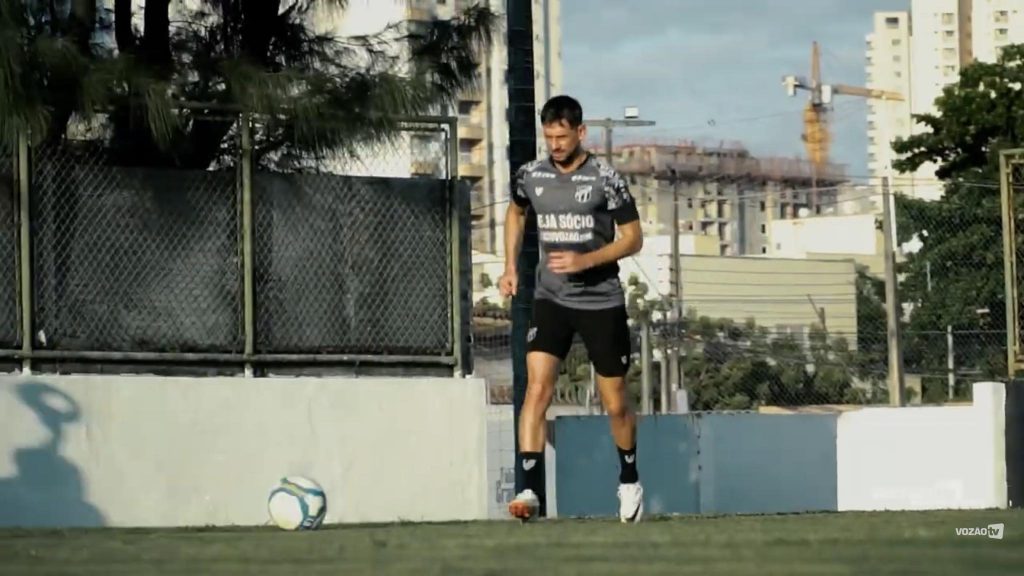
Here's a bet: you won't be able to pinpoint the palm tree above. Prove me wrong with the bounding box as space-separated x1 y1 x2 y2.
0 0 497 168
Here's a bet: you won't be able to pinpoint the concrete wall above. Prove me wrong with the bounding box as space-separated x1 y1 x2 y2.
554 382 1008 518
0 374 489 528
837 382 1007 511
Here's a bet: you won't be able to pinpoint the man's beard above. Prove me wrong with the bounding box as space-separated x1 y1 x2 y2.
552 144 584 167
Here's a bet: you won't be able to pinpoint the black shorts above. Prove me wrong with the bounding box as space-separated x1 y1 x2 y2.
526 298 632 377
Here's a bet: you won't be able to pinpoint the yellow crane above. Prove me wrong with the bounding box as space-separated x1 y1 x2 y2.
783 41 904 203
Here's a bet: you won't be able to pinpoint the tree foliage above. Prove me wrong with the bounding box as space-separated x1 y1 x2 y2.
570 275 889 412
888 44 1024 387
0 0 497 168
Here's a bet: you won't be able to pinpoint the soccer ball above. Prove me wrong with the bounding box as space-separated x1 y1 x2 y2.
267 476 327 531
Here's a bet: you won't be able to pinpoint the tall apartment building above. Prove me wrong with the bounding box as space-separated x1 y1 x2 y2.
865 12 913 194
867 0 1024 200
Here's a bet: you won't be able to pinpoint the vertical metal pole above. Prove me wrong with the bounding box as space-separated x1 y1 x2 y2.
881 177 905 406
448 118 464 377
507 0 542 516
659 347 669 414
670 180 684 405
604 123 613 164
947 324 955 400
17 129 31 374
240 114 255 377
1000 151 1019 380
640 318 652 414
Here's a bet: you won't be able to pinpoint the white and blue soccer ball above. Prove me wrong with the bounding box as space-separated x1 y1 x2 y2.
267 476 327 531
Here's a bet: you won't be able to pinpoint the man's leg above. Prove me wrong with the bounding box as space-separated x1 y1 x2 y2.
509 299 574 521
577 304 644 523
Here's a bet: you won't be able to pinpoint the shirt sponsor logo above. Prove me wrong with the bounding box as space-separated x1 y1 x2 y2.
537 213 595 244
575 185 593 203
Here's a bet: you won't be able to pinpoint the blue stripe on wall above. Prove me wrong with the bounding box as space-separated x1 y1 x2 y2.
554 415 699 518
698 413 838 514
554 412 839 518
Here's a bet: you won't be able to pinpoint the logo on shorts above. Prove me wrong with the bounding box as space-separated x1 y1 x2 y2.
621 355 628 365
527 327 537 342
575 185 593 203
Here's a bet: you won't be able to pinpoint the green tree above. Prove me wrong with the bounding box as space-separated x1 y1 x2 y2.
889 44 1024 387
0 0 496 168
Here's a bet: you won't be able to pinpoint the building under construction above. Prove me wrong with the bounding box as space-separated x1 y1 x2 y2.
609 141 849 256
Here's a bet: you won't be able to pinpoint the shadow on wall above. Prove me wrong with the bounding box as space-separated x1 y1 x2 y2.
0 380 105 527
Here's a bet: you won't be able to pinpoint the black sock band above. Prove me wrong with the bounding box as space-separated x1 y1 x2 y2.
520 451 543 493
617 445 639 484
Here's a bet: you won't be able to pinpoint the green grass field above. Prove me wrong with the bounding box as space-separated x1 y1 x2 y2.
2 510 1023 575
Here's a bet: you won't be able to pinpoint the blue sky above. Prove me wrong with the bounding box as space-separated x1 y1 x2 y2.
561 0 908 177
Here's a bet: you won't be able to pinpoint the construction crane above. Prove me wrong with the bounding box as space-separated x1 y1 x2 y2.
782 41 904 206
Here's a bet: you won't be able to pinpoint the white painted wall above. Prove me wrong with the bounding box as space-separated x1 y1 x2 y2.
0 375 489 528
836 381 1007 511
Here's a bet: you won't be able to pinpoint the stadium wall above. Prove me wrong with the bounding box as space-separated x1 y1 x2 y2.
0 374 489 528
553 382 1009 518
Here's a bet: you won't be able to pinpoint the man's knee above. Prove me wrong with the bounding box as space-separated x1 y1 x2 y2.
603 392 630 419
525 352 559 408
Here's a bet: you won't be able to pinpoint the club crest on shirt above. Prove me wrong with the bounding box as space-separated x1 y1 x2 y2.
575 185 592 203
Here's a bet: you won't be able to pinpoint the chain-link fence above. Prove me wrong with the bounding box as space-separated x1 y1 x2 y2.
0 144 17 350
474 175 1017 410
894 176 1008 403
1 107 467 372
31 139 242 353
252 120 455 355
1004 151 1024 375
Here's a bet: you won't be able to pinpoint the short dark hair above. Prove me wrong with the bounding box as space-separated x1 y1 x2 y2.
540 95 583 128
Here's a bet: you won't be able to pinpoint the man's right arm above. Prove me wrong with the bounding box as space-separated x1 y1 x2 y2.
504 201 527 274
504 165 532 274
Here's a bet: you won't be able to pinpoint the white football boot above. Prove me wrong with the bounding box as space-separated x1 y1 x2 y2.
508 489 540 522
617 482 644 523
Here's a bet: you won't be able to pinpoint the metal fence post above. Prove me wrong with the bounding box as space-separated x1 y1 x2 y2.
17 129 32 374
881 176 905 406
1000 150 1020 379
640 317 652 414
447 117 465 377
240 114 255 377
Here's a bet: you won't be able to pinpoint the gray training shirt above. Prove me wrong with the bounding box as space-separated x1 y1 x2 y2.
511 153 640 310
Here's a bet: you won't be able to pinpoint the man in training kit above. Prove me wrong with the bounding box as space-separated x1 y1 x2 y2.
498 95 644 523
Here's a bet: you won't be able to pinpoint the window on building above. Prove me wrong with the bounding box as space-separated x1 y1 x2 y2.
891 38 902 46
885 16 899 28
760 223 766 235
944 65 957 76
761 246 768 254
996 28 1009 41
943 47 957 60
892 54 902 63
759 200 766 212
996 10 1009 24
941 12 955 26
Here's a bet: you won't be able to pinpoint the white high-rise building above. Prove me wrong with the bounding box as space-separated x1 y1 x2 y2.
865 12 913 193
972 0 1024 62
867 0 1024 200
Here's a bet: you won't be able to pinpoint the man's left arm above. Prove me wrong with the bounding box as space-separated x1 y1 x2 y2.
580 170 643 268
